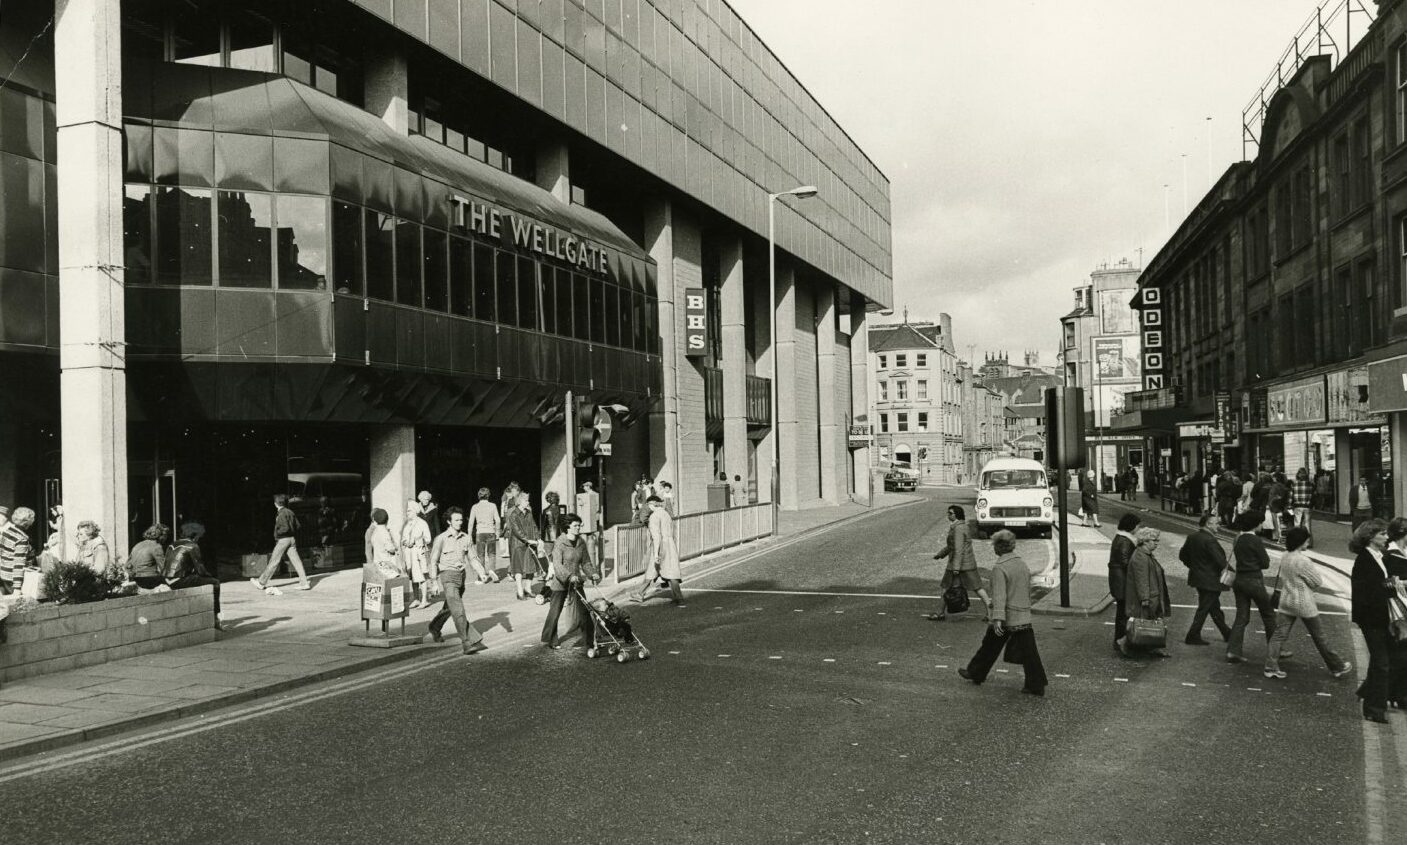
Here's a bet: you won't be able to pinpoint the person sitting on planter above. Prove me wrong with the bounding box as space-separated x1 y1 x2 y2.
129 524 170 593
164 522 222 629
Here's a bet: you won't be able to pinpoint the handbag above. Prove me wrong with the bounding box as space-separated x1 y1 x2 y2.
943 579 970 614
1002 625 1032 664
1218 566 1236 588
1388 586 1407 643
1126 615 1168 649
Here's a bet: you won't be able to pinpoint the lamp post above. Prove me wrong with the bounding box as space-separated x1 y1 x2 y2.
768 185 818 515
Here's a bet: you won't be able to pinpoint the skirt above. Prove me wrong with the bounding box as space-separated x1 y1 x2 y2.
941 568 983 593
403 547 427 583
509 541 542 577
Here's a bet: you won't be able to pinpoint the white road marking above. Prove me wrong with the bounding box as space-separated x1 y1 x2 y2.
718 654 731 658
1354 629 1385 845
768 656 783 660
1316 692 1332 697
834 610 846 614
1248 688 1262 692
1114 677 1129 683
1181 683 1196 688
1054 673 1070 678
823 658 836 663
877 612 887 616
877 661 892 666
668 650 681 655
995 669 1009 673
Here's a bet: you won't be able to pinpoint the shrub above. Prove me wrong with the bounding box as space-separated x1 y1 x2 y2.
41 561 112 605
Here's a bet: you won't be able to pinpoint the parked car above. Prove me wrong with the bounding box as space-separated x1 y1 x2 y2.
974 456 1054 538
883 462 919 491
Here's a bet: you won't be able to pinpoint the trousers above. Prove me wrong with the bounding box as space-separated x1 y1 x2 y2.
169 574 221 614
259 537 308 587
1265 613 1344 674
541 587 595 647
1358 624 1391 716
964 626 1047 692
1112 599 1128 644
1186 588 1230 642
1227 574 1276 659
430 569 484 649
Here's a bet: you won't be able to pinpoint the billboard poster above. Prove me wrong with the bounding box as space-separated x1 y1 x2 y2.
1094 338 1125 378
1098 289 1137 334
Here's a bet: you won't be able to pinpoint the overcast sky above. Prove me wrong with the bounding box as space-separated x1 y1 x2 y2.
727 0 1351 363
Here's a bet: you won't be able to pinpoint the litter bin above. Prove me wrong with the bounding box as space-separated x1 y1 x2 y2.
707 482 731 510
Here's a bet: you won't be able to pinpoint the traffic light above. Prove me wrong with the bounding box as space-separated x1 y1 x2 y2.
1043 387 1086 469
574 397 614 465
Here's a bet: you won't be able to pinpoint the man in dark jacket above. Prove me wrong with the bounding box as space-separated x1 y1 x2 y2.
1178 512 1231 645
252 493 311 592
1215 472 1241 525
165 523 222 627
1109 513 1140 655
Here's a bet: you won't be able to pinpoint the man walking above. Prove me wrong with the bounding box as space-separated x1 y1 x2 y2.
958 530 1047 696
1179 513 1232 645
1109 513 1139 655
1290 467 1313 531
1216 471 1241 526
252 494 310 592
466 487 501 583
426 507 487 655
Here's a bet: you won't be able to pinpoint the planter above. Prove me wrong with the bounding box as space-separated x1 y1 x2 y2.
0 586 217 682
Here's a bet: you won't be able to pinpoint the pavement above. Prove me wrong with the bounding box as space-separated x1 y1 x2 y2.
0 491 922 762
1 486 1397 844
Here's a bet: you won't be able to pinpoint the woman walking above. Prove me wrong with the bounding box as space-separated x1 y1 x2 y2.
540 491 565 545
499 481 522 559
506 491 544 600
957 530 1047 696
1226 512 1278 664
1123 527 1172 658
1080 469 1100 528
929 505 991 620
1383 518 1407 710
1264 526 1351 681
401 500 432 608
1355 519 1402 722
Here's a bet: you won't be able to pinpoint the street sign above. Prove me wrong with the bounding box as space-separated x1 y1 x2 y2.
595 443 613 456
847 424 873 447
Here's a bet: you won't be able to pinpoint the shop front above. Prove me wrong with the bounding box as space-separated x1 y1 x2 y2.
1368 354 1407 521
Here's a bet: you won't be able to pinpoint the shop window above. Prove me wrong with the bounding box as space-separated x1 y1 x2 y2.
604 283 621 347
422 228 448 312
364 210 394 301
154 187 212 286
473 243 495 321
331 201 362 295
589 277 607 344
495 249 517 326
573 273 591 342
555 269 574 337
123 185 154 285
274 195 327 290
449 236 472 317
394 220 422 307
516 256 538 330
539 266 556 335
228 11 276 73
217 191 273 288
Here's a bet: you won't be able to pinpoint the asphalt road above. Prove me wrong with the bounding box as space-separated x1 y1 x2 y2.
0 489 1389 844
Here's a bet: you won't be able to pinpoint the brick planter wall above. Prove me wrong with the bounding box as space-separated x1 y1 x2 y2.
1 586 216 682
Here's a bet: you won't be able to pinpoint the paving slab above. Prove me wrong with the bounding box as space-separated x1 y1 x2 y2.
0 685 106 706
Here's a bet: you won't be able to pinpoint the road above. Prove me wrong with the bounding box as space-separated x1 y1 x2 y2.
1 489 1396 844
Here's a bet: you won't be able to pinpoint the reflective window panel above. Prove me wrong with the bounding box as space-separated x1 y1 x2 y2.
275 194 328 290
331 201 363 295
217 190 273 288
123 184 154 285
365 209 395 301
155 186 213 286
423 228 449 312
395 218 422 307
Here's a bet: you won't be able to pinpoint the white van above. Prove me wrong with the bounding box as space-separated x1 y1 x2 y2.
975 457 1054 538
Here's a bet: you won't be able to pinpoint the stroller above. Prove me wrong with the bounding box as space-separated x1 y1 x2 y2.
576 586 650 663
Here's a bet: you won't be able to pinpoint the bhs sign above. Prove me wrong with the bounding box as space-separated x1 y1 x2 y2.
684 287 708 357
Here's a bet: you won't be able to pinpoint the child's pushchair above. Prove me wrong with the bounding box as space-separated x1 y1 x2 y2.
576 587 650 663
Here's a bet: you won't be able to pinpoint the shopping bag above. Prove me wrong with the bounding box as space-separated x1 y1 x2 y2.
20 569 41 600
1388 586 1407 642
1126 616 1168 649
943 580 970 614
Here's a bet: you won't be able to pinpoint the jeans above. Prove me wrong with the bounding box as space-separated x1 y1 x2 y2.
1358 625 1391 716
964 626 1047 692
541 586 595 647
1186 588 1230 642
474 533 497 578
259 537 308 587
429 569 484 649
1265 613 1345 674
1227 574 1277 659
169 574 221 614
1293 507 1310 528
1112 599 1128 644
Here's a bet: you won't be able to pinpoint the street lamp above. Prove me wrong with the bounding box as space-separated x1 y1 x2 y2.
768 185 819 514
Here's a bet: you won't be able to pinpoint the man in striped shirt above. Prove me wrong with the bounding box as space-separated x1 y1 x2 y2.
0 506 37 594
1291 467 1314 530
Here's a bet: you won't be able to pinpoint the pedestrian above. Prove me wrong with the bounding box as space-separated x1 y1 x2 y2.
506 491 544 600
731 474 747 506
1290 467 1313 531
1226 512 1278 664
1263 526 1351 681
1314 469 1334 512
541 513 599 649
467 486 502 583
632 495 684 605
1179 512 1232 645
657 480 676 515
1266 474 1289 542
1350 476 1376 531
1186 467 1204 515
367 508 399 579
1125 466 1139 500
631 475 652 513
417 490 442 537
1381 518 1407 710
929 504 991 621
1216 472 1241 526
540 491 565 544
129 524 170 592
1079 470 1100 528
1109 513 1140 655
401 500 432 608
575 480 602 567
251 493 311 593
0 506 37 595
425 507 487 655
315 496 339 564
1350 518 1397 723
73 520 112 575
164 522 222 628
957 530 1048 696
499 481 521 558
1124 527 1172 658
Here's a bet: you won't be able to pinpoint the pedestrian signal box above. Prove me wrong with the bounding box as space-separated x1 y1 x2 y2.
574 398 614 465
1043 387 1086 470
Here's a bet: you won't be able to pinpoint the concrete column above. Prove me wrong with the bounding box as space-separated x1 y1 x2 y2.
536 140 571 203
1334 428 1352 517
645 200 679 501
371 426 416 532
775 264 800 508
849 308 871 505
816 284 841 504
540 422 570 512
364 47 409 135
57 0 129 554
720 238 748 493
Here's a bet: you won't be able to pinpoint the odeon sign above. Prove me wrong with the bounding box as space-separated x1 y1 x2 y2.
449 194 613 278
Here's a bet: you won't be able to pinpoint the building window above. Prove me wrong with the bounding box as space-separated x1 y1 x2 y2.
918 412 929 431
364 210 394 301
123 185 154 285
878 381 889 401
395 220 422 306
916 353 927 368
1063 321 1075 349
917 380 928 401
879 413 890 433
878 354 888 369
895 380 908 401
897 413 909 433
331 201 362 295
155 187 213 286
274 195 328 290
1334 132 1351 218
1247 205 1269 278
1398 40 1407 145
421 228 448 311
895 353 907 368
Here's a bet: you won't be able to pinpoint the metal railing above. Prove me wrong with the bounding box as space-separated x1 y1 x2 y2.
611 502 776 583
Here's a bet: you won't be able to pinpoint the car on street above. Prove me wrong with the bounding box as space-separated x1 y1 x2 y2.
974 456 1054 538
883 462 919 491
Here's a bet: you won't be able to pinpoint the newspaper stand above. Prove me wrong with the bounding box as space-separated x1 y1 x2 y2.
348 566 419 648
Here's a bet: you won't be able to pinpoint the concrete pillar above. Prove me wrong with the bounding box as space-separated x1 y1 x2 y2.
540 422 570 512
850 308 871 505
775 264 800 508
720 238 748 493
816 284 841 504
371 426 416 532
1334 428 1352 517
56 0 129 554
364 47 409 135
536 140 571 203
645 200 679 502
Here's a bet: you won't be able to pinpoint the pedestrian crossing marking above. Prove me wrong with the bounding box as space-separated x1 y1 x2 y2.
823 658 836 663
1248 687 1262 691
1054 673 1070 678
1114 677 1129 682
717 654 731 658
877 661 892 666
769 655 783 660
1181 683 1196 687
1316 692 1332 697
668 650 680 655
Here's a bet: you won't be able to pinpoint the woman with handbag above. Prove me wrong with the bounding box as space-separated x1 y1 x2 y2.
1351 519 1399 723
929 505 990 621
1226 512 1278 664
1264 526 1351 681
401 500 432 609
957 530 1047 696
1123 527 1171 657
1376 518 1407 710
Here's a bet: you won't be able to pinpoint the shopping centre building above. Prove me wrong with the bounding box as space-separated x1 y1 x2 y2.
0 0 892 564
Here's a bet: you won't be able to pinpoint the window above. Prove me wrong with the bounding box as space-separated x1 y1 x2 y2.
589 277 606 343
539 267 556 335
123 185 154 285
516 256 538 330
554 269 574 337
331 201 362 295
394 220 421 306
1247 205 1270 277
172 7 220 66
1334 132 1351 218
918 412 929 431
917 380 928 401
572 274 590 341
878 354 887 369
879 413 889 433
1398 41 1407 145
274 195 327 290
1399 217 1407 311
422 229 448 311
473 243 495 321
228 11 276 72
1063 321 1075 349
449 236 472 316
1361 259 1381 350
217 191 273 288
896 413 909 433
916 353 927 368
364 210 394 301
1354 118 1372 211
878 381 888 401
895 353 908 368
155 187 213 286
495 249 516 325
895 380 908 401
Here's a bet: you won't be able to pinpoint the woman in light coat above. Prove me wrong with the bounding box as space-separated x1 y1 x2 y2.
1264 526 1351 680
73 520 112 575
1123 526 1172 657
368 508 400 579
930 505 991 620
506 491 544 600
401 500 432 608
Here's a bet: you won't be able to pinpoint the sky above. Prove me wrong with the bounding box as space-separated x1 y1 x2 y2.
726 0 1356 363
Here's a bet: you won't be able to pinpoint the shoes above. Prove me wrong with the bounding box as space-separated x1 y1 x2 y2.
957 667 980 685
427 629 444 643
1117 640 1132 658
1021 687 1045 697
1184 637 1210 646
1331 662 1354 679
1263 669 1287 680
249 578 265 591
294 583 312 591
543 641 561 649
463 642 487 655
1365 711 1390 724
1226 654 1245 664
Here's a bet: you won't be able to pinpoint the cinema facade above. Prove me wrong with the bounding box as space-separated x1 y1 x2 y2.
0 0 892 565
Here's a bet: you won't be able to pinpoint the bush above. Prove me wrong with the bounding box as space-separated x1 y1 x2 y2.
41 561 112 605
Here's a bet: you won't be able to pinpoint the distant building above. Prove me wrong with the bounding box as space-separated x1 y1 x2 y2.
983 372 1063 461
868 315 963 484
958 360 1007 479
978 351 1054 380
